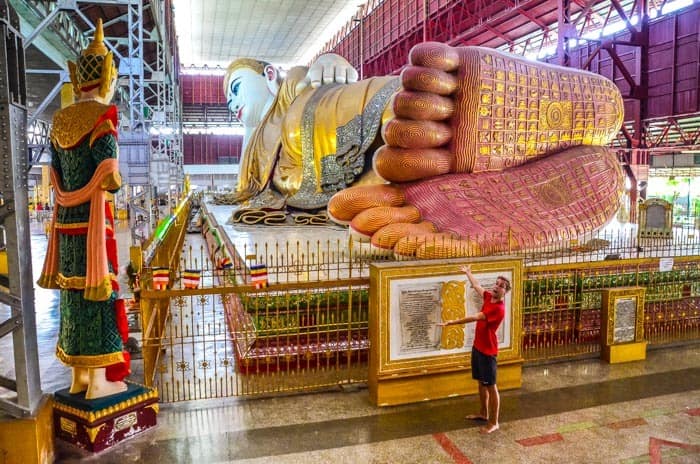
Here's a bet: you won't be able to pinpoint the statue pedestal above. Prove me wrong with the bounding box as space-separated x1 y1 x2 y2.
602 341 647 364
0 396 54 463
53 382 158 453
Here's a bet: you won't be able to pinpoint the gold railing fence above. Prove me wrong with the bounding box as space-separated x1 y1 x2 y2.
137 194 191 390
135 198 700 402
522 257 700 362
138 280 369 402
143 193 191 270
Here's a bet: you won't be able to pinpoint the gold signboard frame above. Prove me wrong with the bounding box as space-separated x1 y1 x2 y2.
637 198 673 239
369 258 523 406
601 286 647 363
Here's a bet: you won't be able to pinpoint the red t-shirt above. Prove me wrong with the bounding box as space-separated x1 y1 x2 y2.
473 291 505 356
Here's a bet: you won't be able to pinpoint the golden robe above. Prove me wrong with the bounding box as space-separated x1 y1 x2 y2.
237 68 398 210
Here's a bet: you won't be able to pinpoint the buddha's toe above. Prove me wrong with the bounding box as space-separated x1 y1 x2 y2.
382 118 452 149
373 146 453 182
327 184 405 224
393 90 455 120
370 221 436 255
349 205 421 241
401 66 458 95
393 232 459 259
408 42 460 71
416 238 481 259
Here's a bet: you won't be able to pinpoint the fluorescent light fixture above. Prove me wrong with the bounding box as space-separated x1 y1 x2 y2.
149 126 177 136
537 46 557 59
181 67 226 76
601 21 628 36
183 126 245 136
662 0 693 14
582 30 602 40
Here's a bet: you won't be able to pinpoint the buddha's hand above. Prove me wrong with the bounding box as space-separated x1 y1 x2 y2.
295 53 359 94
327 42 624 259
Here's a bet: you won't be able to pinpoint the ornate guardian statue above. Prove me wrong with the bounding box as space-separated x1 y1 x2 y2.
224 42 625 257
38 19 129 399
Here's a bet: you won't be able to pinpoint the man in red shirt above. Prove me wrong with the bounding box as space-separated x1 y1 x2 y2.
439 264 511 434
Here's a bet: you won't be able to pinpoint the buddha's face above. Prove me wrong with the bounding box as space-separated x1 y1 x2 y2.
226 67 275 128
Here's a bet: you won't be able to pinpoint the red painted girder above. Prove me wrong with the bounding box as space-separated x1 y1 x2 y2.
501 0 550 30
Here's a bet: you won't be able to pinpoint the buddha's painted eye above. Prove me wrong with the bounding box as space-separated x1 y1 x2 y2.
231 79 241 97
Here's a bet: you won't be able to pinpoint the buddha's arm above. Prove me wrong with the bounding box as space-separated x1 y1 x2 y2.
273 76 397 205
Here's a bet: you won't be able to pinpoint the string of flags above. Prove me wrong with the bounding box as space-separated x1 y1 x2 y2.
218 253 233 270
249 263 268 289
214 241 233 270
152 267 170 290
182 269 201 289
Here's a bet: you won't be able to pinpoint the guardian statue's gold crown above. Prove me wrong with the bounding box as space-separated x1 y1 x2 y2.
68 18 117 98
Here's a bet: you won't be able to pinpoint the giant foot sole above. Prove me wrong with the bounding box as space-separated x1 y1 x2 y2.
331 146 623 258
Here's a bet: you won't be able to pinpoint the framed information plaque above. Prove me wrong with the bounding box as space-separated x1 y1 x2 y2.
638 198 672 239
600 287 647 363
368 258 523 406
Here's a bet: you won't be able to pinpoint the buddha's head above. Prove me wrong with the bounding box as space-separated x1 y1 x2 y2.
223 58 280 128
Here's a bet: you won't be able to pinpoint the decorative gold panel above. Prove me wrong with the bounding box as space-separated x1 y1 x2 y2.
370 258 523 377
601 287 646 346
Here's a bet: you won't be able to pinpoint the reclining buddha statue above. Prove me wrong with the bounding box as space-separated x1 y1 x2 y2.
222 42 624 258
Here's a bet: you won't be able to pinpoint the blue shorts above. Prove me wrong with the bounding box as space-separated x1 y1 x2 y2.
471 347 497 386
